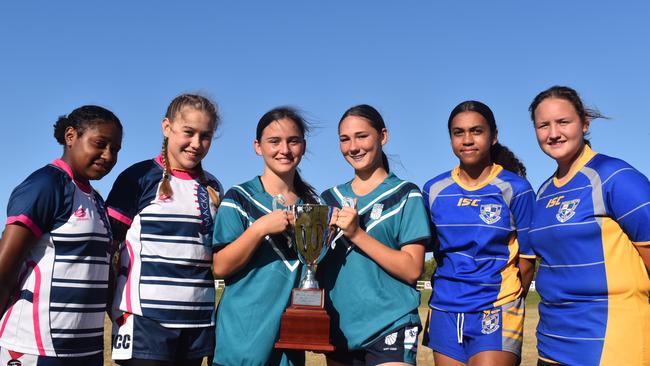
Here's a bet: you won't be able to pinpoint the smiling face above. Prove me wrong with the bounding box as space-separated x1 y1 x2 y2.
64 122 122 180
254 118 305 177
162 107 215 172
449 111 496 169
533 97 589 168
338 115 387 174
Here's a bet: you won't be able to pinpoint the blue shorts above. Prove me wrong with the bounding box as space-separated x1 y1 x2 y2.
0 347 102 366
111 312 214 362
328 324 420 366
425 297 524 363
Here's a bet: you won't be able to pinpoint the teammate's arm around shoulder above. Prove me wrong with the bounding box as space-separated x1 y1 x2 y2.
212 209 292 278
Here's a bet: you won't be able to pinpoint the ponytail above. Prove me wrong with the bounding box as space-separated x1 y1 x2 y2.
159 137 173 200
490 142 527 178
293 171 319 204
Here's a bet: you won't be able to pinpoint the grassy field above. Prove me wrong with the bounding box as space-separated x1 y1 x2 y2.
103 290 541 365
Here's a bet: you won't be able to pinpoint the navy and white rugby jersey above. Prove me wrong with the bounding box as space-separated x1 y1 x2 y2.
0 159 111 357
107 156 222 328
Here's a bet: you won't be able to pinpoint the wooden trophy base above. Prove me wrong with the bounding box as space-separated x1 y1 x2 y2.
275 289 335 352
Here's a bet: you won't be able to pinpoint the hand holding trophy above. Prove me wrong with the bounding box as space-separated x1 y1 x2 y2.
274 198 336 352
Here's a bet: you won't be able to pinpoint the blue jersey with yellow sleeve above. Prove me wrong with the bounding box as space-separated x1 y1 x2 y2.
423 164 534 313
320 173 431 350
529 146 650 366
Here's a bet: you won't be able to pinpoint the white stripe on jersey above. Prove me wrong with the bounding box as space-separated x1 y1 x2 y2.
537 185 592 200
53 263 109 282
141 256 211 267
221 201 252 223
50 234 109 241
140 283 213 303
52 331 103 338
233 185 272 214
435 223 512 231
140 276 213 284
55 255 110 263
141 233 203 243
140 216 201 223
50 281 108 288
50 302 106 308
140 303 214 310
539 261 605 268
528 220 597 233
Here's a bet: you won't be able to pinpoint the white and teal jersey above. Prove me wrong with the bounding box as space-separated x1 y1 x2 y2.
320 173 431 350
211 177 306 366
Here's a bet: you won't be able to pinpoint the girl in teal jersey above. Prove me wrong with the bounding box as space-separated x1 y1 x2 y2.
211 107 319 366
422 100 535 366
320 104 431 366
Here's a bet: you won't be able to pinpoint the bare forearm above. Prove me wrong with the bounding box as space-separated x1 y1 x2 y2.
212 226 266 278
349 230 424 284
519 257 536 298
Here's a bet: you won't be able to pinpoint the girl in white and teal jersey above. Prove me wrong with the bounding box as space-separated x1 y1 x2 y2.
320 104 431 366
211 107 319 366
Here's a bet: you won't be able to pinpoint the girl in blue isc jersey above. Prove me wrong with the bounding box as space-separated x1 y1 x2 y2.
211 107 319 366
320 104 431 366
0 106 122 366
107 94 222 366
528 86 650 366
422 101 535 366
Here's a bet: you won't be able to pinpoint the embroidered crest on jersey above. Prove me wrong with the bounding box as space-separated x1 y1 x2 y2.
481 309 500 334
370 203 384 220
479 204 502 224
556 199 580 223
384 331 398 345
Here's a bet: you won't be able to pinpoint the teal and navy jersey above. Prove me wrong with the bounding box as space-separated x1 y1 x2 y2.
320 173 431 350
528 146 650 366
212 177 307 366
423 164 534 313
0 159 111 357
107 156 222 328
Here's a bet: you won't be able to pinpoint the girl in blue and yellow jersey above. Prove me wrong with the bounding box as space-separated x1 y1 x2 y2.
422 101 535 366
320 104 431 366
0 106 122 366
528 86 650 366
211 107 319 366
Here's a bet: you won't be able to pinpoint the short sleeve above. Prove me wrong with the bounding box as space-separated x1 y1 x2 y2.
397 187 432 247
106 167 143 227
605 167 650 246
212 189 249 249
6 168 68 237
420 182 437 252
510 182 536 258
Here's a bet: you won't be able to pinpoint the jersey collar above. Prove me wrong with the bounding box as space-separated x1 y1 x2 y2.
451 164 503 191
52 159 92 193
552 145 597 188
154 155 200 180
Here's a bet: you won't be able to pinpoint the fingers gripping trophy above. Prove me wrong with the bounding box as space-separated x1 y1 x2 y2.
273 195 339 352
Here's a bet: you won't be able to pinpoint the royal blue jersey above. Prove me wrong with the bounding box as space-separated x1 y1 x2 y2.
320 173 431 350
107 156 222 328
529 146 650 366
0 159 111 357
423 164 534 313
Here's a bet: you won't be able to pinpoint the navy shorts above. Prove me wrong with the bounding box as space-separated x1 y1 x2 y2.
111 312 214 362
425 297 524 363
0 347 102 366
328 324 419 366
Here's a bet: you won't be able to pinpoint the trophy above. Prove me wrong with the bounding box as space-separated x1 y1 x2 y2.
274 203 336 352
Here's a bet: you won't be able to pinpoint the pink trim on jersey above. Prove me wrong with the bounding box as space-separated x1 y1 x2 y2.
25 261 45 355
6 215 43 238
108 207 133 226
124 240 135 313
51 159 92 193
154 155 200 180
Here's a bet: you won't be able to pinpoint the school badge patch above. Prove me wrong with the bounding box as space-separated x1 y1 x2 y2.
384 331 398 345
556 199 580 223
370 203 384 220
479 204 502 224
481 310 500 335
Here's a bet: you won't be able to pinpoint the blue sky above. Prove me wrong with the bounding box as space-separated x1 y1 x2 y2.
1 1 649 225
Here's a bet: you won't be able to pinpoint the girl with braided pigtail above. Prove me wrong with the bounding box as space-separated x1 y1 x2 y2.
106 94 223 366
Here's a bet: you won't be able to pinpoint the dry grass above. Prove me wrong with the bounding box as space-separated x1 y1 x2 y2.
103 291 540 365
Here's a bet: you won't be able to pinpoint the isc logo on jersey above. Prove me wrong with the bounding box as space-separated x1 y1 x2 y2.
546 196 580 223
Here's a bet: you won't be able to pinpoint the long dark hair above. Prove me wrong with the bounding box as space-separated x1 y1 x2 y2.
338 104 390 173
448 100 527 177
528 85 607 147
256 107 318 204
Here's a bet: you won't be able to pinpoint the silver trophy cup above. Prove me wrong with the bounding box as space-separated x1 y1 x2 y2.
287 204 333 291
